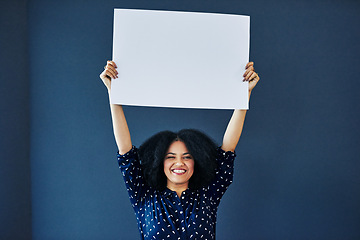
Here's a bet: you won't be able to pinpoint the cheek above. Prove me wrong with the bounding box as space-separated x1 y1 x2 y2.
188 160 195 176
163 159 174 176
163 160 170 172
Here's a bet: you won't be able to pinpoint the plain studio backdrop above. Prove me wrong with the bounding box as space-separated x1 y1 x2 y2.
0 0 359 239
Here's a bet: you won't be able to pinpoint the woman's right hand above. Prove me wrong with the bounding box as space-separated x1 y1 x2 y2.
99 60 118 91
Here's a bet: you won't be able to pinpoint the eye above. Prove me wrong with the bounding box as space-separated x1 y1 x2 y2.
183 155 193 160
165 156 175 160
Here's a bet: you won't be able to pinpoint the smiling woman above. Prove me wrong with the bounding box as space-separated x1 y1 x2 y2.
117 132 235 240
100 60 260 240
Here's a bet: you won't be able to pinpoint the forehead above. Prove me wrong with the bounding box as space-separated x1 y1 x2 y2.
166 141 189 153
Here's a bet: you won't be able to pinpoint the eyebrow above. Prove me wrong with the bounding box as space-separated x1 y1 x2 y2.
166 152 191 155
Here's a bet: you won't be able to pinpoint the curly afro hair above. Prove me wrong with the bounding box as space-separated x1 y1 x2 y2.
138 129 218 191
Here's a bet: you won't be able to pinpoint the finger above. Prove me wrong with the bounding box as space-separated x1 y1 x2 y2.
106 65 118 75
244 70 254 81
107 70 117 79
248 72 258 82
107 60 117 68
107 68 118 79
105 62 117 72
246 62 254 69
105 64 118 77
101 69 115 80
243 66 254 77
248 78 259 91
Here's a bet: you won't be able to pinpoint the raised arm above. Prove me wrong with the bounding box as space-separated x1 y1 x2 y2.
221 62 260 152
100 61 132 154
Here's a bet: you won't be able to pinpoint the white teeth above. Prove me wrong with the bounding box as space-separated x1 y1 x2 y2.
172 169 186 173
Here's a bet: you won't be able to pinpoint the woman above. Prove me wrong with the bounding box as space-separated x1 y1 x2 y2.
100 60 260 240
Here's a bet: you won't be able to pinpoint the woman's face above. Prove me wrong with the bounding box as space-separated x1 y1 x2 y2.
164 140 194 190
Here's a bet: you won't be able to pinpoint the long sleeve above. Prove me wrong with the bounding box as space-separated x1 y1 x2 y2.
207 147 236 206
117 146 148 209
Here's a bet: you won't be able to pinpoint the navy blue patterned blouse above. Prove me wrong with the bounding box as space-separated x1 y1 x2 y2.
117 146 236 240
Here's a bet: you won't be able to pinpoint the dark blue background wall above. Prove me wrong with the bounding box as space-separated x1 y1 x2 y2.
1 0 359 239
0 0 31 239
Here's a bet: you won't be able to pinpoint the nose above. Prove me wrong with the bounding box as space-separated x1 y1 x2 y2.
173 157 185 166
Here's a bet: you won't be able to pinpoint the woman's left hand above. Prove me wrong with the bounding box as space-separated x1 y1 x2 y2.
243 62 260 92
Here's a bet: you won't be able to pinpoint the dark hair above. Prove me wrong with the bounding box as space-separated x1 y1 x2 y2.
138 129 218 190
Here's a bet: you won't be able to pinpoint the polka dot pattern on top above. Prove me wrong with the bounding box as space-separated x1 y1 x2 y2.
117 146 235 240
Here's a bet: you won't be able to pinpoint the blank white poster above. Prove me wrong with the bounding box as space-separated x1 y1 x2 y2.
111 9 250 109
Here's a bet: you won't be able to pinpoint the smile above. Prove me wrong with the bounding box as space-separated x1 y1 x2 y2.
171 169 186 175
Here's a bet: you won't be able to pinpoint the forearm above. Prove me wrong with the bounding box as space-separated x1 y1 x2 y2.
109 92 132 154
221 92 251 152
221 109 247 152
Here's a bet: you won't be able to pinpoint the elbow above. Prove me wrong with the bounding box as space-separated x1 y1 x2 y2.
220 145 236 153
118 144 133 155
